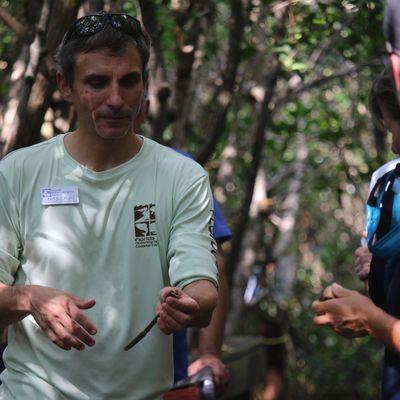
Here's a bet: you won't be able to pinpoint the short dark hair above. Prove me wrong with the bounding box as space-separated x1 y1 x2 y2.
55 17 151 87
369 71 400 130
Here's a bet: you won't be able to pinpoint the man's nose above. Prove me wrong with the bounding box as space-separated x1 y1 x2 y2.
106 84 124 109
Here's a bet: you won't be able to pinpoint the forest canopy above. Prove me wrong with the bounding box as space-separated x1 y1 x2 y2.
0 1 390 398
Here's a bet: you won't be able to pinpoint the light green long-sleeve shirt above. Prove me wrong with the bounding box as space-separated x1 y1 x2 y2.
0 135 217 400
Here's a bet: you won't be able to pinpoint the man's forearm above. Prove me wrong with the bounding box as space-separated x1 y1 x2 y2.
368 305 400 353
0 283 31 327
198 246 227 356
183 279 218 328
0 283 97 350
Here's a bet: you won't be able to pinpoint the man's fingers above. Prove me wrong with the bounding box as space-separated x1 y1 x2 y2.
75 298 96 310
354 247 366 257
189 355 230 394
61 316 95 347
311 300 327 315
67 292 96 309
358 256 372 265
358 270 369 281
165 295 199 314
158 309 184 333
159 287 182 302
51 321 84 351
43 326 71 351
313 313 332 326
330 283 351 298
215 369 230 394
71 309 97 336
319 286 335 301
162 303 192 326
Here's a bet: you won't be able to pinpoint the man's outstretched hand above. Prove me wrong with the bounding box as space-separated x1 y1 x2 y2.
26 285 97 351
312 283 371 339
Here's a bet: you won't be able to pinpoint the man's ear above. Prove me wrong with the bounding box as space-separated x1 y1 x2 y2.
56 71 73 102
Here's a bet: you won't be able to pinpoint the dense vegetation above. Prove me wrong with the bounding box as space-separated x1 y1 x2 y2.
0 1 390 398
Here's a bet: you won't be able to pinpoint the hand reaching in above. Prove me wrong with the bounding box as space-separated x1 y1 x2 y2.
188 354 230 395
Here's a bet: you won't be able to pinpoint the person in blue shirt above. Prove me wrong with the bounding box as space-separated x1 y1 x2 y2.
312 3 400 398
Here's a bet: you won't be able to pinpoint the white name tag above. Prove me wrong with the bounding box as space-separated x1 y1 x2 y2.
40 186 79 206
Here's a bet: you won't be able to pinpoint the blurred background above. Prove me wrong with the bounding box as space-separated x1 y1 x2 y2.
0 0 389 398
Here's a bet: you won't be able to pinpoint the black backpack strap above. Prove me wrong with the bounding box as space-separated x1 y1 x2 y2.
369 164 400 309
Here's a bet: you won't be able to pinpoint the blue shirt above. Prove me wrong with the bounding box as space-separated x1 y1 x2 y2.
172 149 232 383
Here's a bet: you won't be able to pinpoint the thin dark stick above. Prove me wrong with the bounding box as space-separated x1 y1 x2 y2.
124 289 180 351
124 314 160 351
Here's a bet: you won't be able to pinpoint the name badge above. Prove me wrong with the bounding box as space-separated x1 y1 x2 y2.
40 186 79 206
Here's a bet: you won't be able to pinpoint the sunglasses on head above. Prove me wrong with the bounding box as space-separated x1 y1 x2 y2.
62 12 142 46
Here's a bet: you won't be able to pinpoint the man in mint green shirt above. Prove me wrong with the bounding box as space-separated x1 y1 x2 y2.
0 13 218 400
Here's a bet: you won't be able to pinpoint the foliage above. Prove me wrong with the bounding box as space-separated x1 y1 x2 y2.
0 0 393 398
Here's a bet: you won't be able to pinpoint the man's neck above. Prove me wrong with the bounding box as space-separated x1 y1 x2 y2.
63 130 143 172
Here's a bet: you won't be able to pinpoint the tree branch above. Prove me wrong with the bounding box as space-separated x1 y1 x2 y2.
172 0 216 147
195 0 245 165
137 0 171 143
138 0 167 82
272 133 308 260
8 0 84 153
0 5 31 43
276 61 379 109
226 4 290 284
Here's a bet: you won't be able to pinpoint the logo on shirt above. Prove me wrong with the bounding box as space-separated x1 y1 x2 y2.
134 204 158 248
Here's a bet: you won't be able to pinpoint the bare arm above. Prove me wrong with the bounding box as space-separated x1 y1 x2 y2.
362 301 400 353
0 283 97 351
157 280 218 334
0 284 31 327
196 245 228 357
312 283 400 352
188 244 230 392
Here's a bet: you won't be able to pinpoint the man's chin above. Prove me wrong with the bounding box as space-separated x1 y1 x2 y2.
95 126 133 140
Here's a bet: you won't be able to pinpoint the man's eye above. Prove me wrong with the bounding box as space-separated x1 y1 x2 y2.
121 76 140 87
122 80 135 87
86 78 107 89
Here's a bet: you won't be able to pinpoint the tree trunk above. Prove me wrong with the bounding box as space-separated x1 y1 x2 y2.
225 4 290 283
137 0 171 143
0 46 30 156
172 0 216 148
271 133 308 303
195 0 245 165
1 0 83 156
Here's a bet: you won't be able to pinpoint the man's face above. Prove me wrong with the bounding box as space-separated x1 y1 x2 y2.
389 53 400 105
66 44 145 140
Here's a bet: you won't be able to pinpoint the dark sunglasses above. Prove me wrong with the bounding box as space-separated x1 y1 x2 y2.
63 13 142 46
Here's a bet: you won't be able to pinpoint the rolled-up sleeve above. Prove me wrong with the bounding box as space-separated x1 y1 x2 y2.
167 174 218 289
